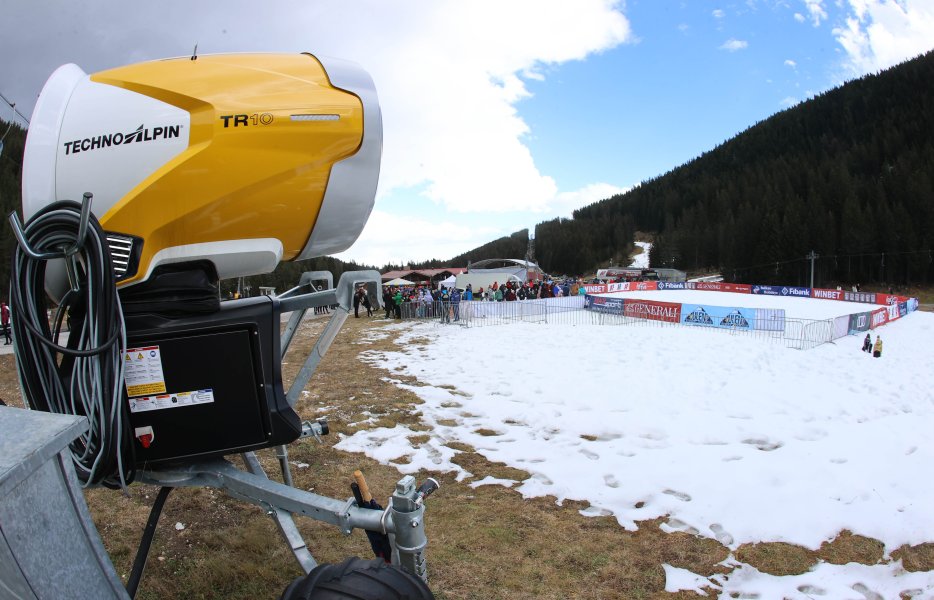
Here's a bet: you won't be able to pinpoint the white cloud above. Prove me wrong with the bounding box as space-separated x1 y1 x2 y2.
0 0 632 220
720 39 749 51
712 9 726 19
794 12 806 22
784 59 798 68
802 0 829 26
834 0 934 77
337 209 504 266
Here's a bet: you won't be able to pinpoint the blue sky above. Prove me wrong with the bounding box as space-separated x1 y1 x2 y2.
2 1 933 268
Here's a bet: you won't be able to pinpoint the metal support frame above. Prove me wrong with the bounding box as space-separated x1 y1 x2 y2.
135 270 431 581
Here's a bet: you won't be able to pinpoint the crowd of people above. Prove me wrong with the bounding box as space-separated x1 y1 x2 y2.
373 278 588 321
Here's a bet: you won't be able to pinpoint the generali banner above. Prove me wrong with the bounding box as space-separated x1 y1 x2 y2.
622 298 682 323
693 282 752 293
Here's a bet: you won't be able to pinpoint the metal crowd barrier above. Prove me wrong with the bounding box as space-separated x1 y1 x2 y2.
395 296 838 349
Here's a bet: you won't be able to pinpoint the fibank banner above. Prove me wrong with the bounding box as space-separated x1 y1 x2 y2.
584 295 624 315
657 282 687 290
622 299 682 323
680 304 755 331
752 285 812 298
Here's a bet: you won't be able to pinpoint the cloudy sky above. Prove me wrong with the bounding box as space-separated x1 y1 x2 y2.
2 1 933 267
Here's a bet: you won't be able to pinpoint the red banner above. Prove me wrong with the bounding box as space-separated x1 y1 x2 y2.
811 288 844 301
870 307 888 329
609 281 659 292
622 299 682 323
876 293 909 306
693 282 750 293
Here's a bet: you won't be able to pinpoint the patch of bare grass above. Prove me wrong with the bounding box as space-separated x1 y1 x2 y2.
734 541 815 576
817 530 885 565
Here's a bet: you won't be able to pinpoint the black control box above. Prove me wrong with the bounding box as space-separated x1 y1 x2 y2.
123 295 301 467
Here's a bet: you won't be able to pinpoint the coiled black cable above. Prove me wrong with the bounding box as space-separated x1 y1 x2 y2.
9 199 134 489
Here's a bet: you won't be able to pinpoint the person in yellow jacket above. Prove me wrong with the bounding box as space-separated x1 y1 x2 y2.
872 336 883 358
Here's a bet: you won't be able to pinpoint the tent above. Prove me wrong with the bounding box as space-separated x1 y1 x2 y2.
382 277 415 286
437 275 456 289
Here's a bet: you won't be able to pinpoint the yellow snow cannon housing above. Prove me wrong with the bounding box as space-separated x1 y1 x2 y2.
22 52 382 291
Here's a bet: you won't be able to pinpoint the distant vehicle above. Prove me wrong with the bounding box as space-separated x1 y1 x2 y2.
453 272 522 292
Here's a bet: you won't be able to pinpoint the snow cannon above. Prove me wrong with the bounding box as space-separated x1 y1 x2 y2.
22 52 382 297
13 52 383 467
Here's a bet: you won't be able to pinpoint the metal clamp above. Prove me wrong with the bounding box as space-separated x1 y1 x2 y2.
9 192 94 261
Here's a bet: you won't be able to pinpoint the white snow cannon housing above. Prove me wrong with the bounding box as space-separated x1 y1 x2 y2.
19 53 382 466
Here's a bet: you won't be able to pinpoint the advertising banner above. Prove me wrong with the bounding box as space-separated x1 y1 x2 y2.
843 291 876 304
887 303 901 321
751 285 781 296
811 288 844 301
750 285 811 298
607 281 659 293
657 282 687 290
899 302 908 317
691 282 751 293
754 308 786 332
908 298 919 312
848 312 871 334
582 284 608 294
680 304 755 331
870 307 888 329
584 294 624 315
622 299 682 323
876 293 909 306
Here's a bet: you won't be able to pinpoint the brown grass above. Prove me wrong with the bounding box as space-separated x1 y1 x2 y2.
2 306 933 599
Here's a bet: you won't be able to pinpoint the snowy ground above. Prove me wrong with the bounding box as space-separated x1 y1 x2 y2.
629 241 651 268
336 294 934 598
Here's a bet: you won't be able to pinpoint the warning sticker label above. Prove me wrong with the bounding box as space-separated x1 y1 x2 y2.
128 389 215 414
124 346 167 397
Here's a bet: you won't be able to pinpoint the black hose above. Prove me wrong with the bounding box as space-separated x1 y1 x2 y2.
8 199 134 488
126 486 173 599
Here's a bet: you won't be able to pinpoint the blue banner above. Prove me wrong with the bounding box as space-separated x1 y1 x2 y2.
584 294 624 315
750 285 811 298
680 304 755 331
657 282 687 290
898 302 908 317
781 286 812 298
751 285 782 296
